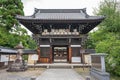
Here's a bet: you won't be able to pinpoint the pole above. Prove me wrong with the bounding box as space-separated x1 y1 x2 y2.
80 47 85 70
82 52 85 70
34 60 35 70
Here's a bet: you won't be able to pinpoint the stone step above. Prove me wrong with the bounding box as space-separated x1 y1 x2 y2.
28 63 91 69
48 65 73 69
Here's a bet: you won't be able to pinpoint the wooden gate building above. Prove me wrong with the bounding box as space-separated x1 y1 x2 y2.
16 8 105 63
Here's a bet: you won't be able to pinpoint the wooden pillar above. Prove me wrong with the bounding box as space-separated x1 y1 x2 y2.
37 47 40 62
49 47 52 63
68 46 72 63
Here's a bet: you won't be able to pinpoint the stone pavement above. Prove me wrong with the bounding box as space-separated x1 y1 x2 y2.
0 68 44 80
36 69 85 80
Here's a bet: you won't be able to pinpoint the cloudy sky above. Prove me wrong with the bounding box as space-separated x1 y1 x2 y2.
21 0 104 35
21 0 104 16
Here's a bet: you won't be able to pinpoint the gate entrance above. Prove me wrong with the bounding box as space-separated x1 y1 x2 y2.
53 46 68 63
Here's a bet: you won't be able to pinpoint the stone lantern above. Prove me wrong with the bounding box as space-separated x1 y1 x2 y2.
15 41 24 62
7 42 27 72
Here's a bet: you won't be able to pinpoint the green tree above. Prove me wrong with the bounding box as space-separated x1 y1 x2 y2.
0 0 37 49
96 0 120 33
95 34 120 76
0 0 24 30
87 0 120 76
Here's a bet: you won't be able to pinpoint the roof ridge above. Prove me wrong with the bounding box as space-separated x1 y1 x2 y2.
34 8 87 13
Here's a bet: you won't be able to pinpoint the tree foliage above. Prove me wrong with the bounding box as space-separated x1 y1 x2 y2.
95 34 120 76
0 0 24 30
97 0 120 33
86 0 120 76
0 26 37 49
0 0 37 49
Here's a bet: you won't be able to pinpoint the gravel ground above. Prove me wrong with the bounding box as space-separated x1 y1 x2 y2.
74 68 95 80
0 68 93 80
0 68 45 80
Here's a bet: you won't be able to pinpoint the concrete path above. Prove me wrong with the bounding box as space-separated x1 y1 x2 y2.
36 69 85 80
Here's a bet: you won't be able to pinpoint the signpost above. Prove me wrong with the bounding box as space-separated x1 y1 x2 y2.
31 54 38 70
80 47 85 70
72 57 81 63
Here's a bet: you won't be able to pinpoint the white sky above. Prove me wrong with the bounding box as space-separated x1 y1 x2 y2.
21 0 103 35
21 0 103 16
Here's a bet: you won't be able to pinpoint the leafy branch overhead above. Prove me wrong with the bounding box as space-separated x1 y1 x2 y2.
0 0 36 49
0 0 24 30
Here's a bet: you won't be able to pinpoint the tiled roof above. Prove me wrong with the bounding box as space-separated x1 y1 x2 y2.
23 49 37 54
34 9 86 13
35 13 86 20
0 46 17 54
16 8 105 34
0 47 36 54
16 15 104 21
16 8 104 20
32 9 87 20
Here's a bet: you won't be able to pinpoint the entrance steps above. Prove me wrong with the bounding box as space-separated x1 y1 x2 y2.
28 63 91 69
48 63 72 69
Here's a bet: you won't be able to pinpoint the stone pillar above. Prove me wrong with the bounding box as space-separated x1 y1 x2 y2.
101 55 106 72
91 53 107 72
90 53 110 80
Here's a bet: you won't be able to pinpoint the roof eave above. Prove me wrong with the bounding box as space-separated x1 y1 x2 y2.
16 15 105 21
16 17 105 24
